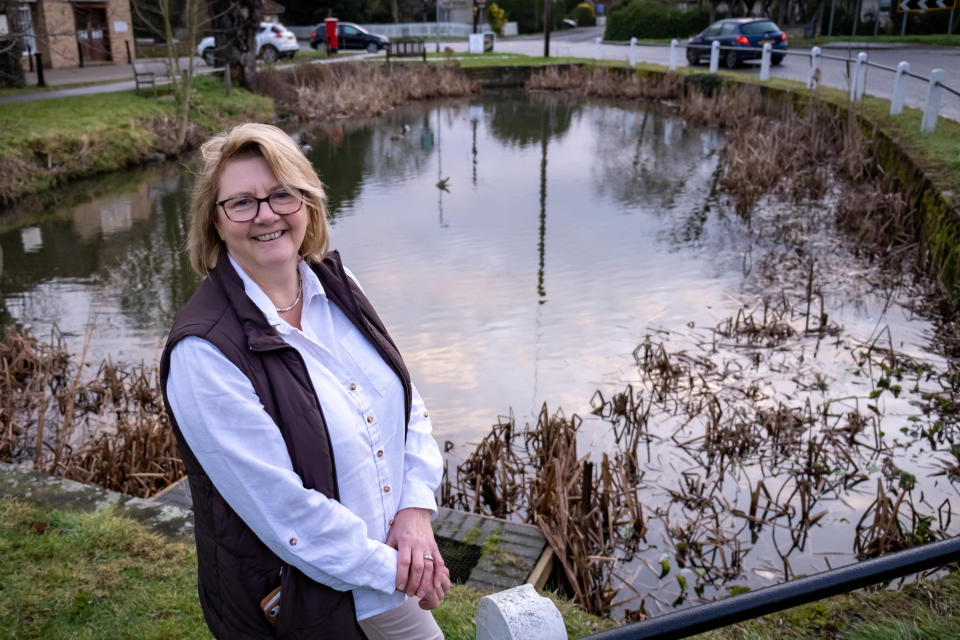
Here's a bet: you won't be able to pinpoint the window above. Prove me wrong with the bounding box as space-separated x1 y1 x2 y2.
741 20 779 34
13 4 36 55
720 22 738 35
703 24 722 37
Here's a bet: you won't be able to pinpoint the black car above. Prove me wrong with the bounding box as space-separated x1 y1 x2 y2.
310 22 389 53
687 18 787 68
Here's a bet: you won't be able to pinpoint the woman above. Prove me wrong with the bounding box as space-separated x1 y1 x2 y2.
160 122 450 639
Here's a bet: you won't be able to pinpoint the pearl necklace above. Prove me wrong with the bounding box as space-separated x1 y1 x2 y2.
275 272 302 313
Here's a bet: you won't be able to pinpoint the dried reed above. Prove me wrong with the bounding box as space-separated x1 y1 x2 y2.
259 62 480 121
0 326 182 498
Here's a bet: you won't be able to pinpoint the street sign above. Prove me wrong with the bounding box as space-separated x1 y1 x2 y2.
898 0 956 12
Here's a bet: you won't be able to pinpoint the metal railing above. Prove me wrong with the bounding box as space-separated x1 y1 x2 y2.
587 535 960 639
607 36 959 136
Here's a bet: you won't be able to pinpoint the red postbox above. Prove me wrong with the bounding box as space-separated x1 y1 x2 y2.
324 18 339 53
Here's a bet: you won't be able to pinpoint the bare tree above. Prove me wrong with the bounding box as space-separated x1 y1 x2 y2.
208 0 261 91
131 0 211 147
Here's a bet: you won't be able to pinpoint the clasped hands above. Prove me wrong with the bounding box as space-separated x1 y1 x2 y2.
385 507 451 610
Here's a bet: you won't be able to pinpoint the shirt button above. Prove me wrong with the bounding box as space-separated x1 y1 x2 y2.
388 518 394 526
366 415 374 424
376 449 384 457
350 382 357 391
289 538 298 546
383 485 391 493
423 411 429 418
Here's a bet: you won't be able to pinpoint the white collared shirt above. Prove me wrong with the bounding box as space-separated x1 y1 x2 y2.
166 255 443 620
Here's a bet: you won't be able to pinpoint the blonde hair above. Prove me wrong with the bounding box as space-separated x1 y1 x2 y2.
187 122 330 275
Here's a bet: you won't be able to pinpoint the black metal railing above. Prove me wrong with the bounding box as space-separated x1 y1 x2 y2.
587 536 960 640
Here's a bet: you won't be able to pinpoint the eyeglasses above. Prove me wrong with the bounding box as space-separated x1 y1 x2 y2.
217 190 304 222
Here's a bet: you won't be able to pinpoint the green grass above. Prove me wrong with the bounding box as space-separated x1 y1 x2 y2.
693 570 960 639
0 499 614 639
2 497 958 639
428 51 595 67
0 500 208 639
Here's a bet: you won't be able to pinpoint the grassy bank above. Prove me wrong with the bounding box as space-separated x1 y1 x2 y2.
0 75 273 204
2 497 956 639
0 499 615 639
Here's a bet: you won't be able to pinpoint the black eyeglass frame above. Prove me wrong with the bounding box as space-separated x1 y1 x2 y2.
216 190 305 222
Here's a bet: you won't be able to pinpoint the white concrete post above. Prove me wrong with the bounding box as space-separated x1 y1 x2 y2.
855 52 868 100
476 584 567 640
629 37 637 67
807 46 821 89
922 68 946 134
760 43 772 81
669 39 678 71
709 40 720 73
891 61 910 116
595 36 602 61
850 51 867 101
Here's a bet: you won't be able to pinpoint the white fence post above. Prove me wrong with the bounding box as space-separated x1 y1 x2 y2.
595 36 602 61
890 61 910 116
850 51 867 101
807 46 821 88
709 40 719 73
760 43 771 81
476 584 567 640
921 68 946 134
629 37 637 67
669 39 678 71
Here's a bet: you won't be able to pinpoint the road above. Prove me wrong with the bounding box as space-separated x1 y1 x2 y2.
476 26 960 121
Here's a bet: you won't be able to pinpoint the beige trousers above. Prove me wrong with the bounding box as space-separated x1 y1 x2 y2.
358 596 444 640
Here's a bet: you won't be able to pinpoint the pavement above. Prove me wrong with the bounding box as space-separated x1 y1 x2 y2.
1 48 373 104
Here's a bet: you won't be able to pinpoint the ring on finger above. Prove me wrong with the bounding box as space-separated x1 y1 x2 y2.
423 553 434 561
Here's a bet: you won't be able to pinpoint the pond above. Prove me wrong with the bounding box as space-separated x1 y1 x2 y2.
1 90 957 613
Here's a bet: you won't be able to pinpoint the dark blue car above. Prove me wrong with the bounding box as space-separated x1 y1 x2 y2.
687 18 787 68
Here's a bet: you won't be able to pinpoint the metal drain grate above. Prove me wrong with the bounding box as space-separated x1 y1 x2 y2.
436 536 482 584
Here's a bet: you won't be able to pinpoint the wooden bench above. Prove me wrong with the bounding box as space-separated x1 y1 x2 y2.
386 39 427 63
132 60 175 96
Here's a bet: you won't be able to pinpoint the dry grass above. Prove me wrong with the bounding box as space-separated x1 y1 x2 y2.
0 326 182 498
259 62 480 121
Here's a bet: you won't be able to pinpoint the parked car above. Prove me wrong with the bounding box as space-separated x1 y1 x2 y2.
687 18 787 68
309 22 389 53
198 22 299 66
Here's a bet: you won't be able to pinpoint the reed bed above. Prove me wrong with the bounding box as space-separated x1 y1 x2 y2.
259 62 480 121
444 284 956 615
0 326 182 498
526 67 928 283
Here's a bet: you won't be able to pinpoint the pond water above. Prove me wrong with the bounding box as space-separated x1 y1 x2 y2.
2 91 957 613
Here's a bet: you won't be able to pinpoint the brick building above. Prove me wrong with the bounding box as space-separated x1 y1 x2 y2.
2 0 135 69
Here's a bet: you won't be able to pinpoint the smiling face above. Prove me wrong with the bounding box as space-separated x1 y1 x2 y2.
214 152 308 283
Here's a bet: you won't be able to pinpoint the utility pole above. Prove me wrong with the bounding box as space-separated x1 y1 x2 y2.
543 0 552 57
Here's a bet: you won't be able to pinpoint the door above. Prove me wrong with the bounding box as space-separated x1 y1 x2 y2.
74 5 111 62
